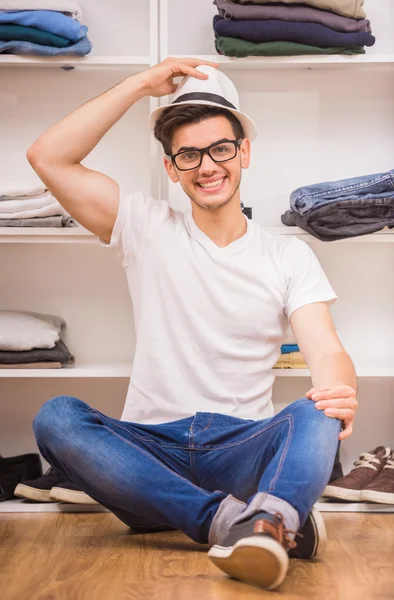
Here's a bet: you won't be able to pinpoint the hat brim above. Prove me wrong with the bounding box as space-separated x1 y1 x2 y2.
149 99 257 142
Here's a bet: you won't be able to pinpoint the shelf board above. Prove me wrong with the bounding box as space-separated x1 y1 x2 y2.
1 226 394 244
0 227 95 243
274 367 394 378
0 499 107 513
174 53 394 70
0 363 393 378
264 227 394 243
1 497 392 514
0 362 132 378
315 501 394 513
0 55 150 69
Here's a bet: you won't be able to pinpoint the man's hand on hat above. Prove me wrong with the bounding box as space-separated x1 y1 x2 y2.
137 57 219 98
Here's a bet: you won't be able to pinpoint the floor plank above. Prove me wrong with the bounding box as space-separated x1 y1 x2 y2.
0 513 393 600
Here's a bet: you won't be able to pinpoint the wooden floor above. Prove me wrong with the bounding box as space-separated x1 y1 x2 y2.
1 512 393 600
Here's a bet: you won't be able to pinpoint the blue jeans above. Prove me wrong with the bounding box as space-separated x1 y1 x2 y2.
33 396 340 545
291 168 394 215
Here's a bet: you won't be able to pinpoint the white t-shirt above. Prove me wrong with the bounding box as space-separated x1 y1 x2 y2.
107 191 337 424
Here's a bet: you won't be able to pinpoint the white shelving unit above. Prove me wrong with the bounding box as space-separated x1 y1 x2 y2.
1 364 394 379
1 0 394 513
172 53 394 70
1 226 394 243
0 55 151 68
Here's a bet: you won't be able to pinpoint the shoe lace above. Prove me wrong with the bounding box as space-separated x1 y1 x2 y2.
253 512 299 550
353 448 391 471
384 454 394 470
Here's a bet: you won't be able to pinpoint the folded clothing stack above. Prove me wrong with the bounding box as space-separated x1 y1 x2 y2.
281 168 394 241
0 1 91 56
0 311 74 368
213 0 374 57
273 342 308 369
0 181 76 227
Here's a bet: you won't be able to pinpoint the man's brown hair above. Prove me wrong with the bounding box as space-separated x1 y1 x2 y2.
153 105 244 156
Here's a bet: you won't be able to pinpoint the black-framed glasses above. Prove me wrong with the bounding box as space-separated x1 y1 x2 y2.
169 138 243 171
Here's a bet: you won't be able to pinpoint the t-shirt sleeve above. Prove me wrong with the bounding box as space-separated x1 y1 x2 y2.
282 237 337 318
102 190 172 267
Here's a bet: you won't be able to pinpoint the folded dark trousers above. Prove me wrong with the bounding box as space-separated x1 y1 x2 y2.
281 198 394 241
214 0 372 33
215 35 364 56
0 339 74 365
213 15 375 47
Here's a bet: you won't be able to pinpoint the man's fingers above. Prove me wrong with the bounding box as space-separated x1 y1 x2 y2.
339 423 353 440
170 64 209 80
174 57 220 68
323 408 354 420
315 398 358 410
311 386 354 401
306 387 329 398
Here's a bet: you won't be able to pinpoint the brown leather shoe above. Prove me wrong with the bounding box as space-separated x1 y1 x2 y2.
322 446 391 501
361 451 394 504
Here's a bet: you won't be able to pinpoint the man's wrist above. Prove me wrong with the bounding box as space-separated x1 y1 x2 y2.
131 71 152 98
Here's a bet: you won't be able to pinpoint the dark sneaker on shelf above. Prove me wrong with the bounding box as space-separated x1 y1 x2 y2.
0 453 42 502
14 466 64 502
208 511 297 590
361 450 394 504
322 446 390 502
50 480 98 505
288 506 326 560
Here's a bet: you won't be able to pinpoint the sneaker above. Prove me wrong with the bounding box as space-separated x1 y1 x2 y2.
288 506 326 560
14 467 64 502
50 480 98 505
361 450 394 504
322 446 391 502
0 453 42 502
208 511 297 590
14 467 95 504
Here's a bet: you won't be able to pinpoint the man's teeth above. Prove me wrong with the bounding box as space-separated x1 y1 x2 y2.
199 178 224 189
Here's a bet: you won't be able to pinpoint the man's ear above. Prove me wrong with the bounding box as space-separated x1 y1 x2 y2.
164 156 179 183
240 138 251 170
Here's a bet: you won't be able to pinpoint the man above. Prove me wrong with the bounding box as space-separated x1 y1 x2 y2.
28 57 358 591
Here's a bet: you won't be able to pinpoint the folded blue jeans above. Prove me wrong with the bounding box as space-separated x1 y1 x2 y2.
33 396 340 544
291 168 394 215
282 197 394 241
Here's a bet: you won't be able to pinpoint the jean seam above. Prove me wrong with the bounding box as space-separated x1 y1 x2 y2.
200 413 214 433
189 415 196 479
268 414 294 493
88 408 191 448
189 410 307 450
295 172 394 203
101 423 211 496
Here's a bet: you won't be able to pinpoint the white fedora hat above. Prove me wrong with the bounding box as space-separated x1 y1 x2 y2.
149 65 257 141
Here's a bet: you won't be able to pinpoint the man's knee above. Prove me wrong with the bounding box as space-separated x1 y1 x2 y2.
33 395 84 443
290 397 341 431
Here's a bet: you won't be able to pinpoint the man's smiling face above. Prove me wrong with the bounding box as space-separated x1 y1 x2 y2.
164 115 250 211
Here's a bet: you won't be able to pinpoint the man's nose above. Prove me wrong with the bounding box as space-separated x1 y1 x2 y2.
198 151 217 174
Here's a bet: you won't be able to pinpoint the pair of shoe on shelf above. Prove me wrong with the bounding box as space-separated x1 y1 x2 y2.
0 452 96 504
15 466 98 504
322 445 394 503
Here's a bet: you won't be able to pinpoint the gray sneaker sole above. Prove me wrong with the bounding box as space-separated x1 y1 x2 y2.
208 535 288 590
